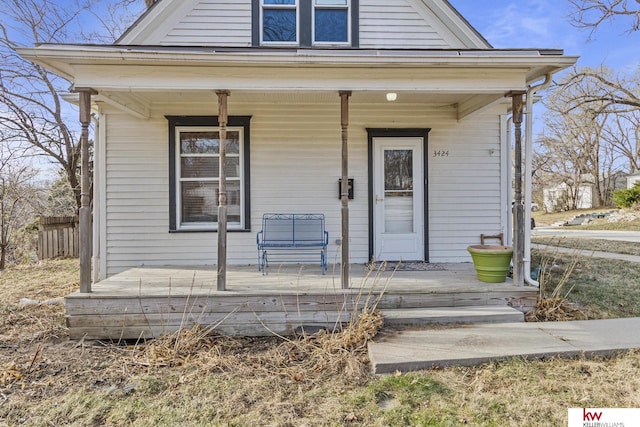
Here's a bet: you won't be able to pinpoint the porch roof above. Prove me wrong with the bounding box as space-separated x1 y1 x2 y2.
19 44 577 84
18 44 577 121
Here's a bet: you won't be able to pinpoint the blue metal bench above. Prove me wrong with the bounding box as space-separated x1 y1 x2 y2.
256 213 329 274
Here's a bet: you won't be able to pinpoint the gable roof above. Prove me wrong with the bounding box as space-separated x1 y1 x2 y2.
117 0 491 49
17 2 577 122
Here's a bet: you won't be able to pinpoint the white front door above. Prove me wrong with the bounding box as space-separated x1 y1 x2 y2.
373 137 424 261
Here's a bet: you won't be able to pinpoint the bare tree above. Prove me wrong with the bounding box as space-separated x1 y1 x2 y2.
538 67 640 209
537 76 617 209
0 146 38 269
554 67 639 174
558 66 640 115
569 0 640 36
0 0 148 213
602 109 640 173
81 0 148 43
0 0 96 212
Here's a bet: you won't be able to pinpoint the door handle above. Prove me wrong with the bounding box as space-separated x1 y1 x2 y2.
375 196 384 204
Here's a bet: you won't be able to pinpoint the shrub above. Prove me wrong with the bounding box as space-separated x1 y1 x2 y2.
613 182 640 208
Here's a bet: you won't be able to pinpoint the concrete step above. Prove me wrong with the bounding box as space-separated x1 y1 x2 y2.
380 306 524 327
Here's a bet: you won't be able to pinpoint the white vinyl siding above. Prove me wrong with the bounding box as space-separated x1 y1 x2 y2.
359 0 453 48
124 0 467 49
159 0 252 46
101 102 504 276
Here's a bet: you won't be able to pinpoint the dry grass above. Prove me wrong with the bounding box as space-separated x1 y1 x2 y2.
0 258 78 305
419 351 640 426
0 259 76 345
2 259 640 426
530 244 640 319
533 236 640 257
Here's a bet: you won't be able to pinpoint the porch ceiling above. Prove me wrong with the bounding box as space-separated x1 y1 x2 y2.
134 90 467 105
95 89 509 121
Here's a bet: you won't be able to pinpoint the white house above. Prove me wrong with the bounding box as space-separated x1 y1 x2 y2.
543 182 594 212
17 0 578 338
543 171 628 212
628 173 640 189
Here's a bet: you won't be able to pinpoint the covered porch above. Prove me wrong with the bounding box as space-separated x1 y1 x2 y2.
65 263 537 339
17 45 577 287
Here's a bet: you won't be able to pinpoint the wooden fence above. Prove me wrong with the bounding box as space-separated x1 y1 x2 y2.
38 216 79 259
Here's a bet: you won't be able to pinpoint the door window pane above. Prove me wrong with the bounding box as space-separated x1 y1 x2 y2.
384 196 414 233
384 150 413 191
384 149 414 233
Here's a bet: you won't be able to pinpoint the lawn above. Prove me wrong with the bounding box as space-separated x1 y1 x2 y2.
531 248 640 319
1 258 640 426
532 207 640 230
532 236 640 257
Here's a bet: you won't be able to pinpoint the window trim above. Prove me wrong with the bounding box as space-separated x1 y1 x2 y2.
252 0 359 48
260 0 300 46
312 0 351 46
167 116 252 233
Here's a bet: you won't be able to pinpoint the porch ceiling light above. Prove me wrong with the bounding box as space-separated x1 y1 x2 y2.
386 92 397 102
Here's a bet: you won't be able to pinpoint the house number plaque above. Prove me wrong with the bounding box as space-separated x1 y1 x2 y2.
433 150 449 157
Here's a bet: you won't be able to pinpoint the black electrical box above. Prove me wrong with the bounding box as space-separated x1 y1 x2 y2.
338 178 354 200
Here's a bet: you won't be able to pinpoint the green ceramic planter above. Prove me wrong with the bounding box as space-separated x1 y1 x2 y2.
467 245 513 283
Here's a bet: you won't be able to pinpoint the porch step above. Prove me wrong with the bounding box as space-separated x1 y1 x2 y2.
380 306 524 327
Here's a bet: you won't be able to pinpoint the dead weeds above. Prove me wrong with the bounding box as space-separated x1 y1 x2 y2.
525 297 592 322
128 308 383 385
2 259 640 425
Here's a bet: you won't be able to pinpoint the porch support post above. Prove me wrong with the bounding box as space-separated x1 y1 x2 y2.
216 90 230 291
340 91 352 289
509 91 526 287
77 88 97 293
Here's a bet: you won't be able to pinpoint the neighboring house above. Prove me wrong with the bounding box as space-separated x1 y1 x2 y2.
20 0 576 283
543 181 594 212
543 172 628 212
628 172 640 189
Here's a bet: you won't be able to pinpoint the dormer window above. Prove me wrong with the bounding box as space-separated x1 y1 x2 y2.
314 0 349 44
256 0 357 47
262 0 298 44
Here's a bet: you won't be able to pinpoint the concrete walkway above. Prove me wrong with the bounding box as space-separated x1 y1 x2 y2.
368 318 640 374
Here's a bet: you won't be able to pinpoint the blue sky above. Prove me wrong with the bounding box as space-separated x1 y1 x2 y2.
449 0 640 74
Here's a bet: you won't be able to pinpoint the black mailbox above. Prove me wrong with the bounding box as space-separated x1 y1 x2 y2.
338 178 354 200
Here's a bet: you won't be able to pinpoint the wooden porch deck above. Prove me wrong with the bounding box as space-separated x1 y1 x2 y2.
65 263 538 339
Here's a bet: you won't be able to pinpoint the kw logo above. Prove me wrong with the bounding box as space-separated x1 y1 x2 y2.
583 408 603 421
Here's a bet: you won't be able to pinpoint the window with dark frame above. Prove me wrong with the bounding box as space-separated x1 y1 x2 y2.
258 0 355 46
167 116 251 232
262 0 298 43
314 0 349 43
